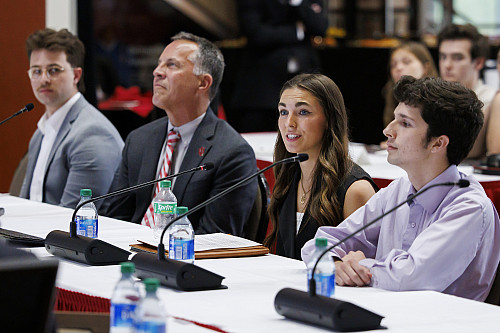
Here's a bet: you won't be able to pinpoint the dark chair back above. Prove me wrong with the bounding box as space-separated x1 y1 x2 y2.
485 261 500 305
245 173 270 243
9 152 28 196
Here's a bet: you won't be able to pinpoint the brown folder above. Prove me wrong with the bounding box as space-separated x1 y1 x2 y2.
130 241 269 259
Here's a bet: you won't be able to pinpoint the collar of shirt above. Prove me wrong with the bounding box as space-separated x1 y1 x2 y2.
37 92 81 135
157 112 207 179
407 165 461 214
473 80 496 109
168 112 206 146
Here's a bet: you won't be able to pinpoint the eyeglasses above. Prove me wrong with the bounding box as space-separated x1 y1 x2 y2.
27 66 66 80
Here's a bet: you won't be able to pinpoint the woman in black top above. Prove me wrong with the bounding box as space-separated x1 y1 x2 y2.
264 74 378 260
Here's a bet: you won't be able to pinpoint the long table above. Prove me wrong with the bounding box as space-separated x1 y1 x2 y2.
2 195 500 332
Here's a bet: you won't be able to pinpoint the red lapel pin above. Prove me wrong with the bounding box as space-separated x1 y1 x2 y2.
198 147 205 157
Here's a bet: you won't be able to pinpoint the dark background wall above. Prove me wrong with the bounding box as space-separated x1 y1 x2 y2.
220 46 392 145
318 47 389 144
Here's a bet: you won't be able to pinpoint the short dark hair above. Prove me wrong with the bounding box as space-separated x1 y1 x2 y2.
26 28 85 91
394 76 483 165
437 24 489 60
172 32 225 101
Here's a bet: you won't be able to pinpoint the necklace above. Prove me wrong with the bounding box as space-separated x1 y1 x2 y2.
299 177 311 205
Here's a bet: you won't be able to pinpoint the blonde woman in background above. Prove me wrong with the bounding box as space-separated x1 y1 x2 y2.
382 41 438 127
486 48 500 157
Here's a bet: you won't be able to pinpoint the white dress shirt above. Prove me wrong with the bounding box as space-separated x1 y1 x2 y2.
296 212 304 235
30 92 81 201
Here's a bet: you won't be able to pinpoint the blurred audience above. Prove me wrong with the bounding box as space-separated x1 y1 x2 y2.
228 0 328 133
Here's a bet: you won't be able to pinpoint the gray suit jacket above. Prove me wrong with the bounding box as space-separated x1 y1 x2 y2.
20 96 124 209
102 110 257 236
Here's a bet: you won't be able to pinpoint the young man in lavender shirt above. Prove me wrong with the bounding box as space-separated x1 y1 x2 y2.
302 75 500 301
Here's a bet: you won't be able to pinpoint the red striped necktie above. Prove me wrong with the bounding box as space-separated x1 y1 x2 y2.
141 129 181 227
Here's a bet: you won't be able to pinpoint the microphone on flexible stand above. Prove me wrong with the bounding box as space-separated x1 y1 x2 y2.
44 163 214 266
131 153 309 291
0 103 34 126
274 179 470 331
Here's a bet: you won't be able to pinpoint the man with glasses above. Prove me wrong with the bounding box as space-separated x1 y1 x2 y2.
20 28 124 209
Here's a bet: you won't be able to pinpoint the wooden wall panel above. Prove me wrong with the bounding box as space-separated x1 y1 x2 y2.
0 1 45 192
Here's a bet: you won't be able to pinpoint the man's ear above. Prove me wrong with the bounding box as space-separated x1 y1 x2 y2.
73 67 83 86
473 57 486 71
431 135 450 153
198 73 213 94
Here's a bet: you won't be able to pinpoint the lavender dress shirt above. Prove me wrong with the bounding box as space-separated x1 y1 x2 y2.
302 165 500 301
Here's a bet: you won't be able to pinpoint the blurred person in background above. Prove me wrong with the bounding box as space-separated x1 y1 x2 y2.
486 48 500 156
228 0 328 133
438 23 495 160
382 41 438 128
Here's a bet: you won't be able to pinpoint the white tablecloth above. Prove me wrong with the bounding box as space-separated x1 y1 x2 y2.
2 195 500 332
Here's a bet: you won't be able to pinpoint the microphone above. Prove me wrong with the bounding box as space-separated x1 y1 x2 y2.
44 163 214 266
131 153 309 291
0 103 35 126
274 179 470 331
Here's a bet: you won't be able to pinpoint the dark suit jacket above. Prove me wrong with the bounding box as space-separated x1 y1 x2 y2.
20 95 124 209
102 110 258 236
276 164 378 260
230 0 328 110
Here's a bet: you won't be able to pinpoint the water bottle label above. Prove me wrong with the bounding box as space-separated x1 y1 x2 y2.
169 238 194 261
110 303 137 328
314 273 335 297
75 217 98 238
154 202 176 214
135 321 166 333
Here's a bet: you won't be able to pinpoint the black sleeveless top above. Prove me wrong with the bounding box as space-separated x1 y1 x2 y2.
275 163 378 260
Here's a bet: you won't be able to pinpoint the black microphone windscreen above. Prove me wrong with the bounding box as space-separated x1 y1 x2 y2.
202 162 214 171
274 288 384 331
458 179 470 188
297 153 309 162
25 103 34 111
132 252 226 291
45 230 130 265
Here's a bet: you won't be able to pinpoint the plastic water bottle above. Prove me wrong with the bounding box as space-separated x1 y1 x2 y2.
75 189 98 238
110 262 141 332
168 206 195 264
152 180 177 240
306 238 335 297
135 278 166 333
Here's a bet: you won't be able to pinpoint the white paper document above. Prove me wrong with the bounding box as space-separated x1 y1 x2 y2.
194 233 261 252
137 233 261 252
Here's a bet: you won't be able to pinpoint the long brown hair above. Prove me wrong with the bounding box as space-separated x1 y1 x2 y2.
382 41 438 127
264 73 351 249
